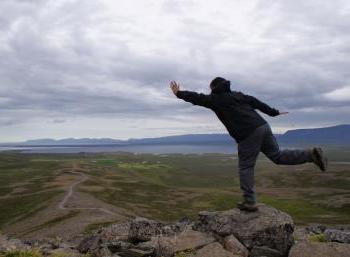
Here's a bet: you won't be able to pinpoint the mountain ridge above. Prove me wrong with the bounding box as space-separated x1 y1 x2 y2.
2 124 349 146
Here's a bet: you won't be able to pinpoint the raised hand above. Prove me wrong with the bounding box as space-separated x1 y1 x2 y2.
170 81 180 96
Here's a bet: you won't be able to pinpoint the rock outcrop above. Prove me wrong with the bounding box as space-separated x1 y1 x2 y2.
290 224 350 257
75 203 294 257
324 229 350 244
193 204 294 256
1 204 349 257
0 234 81 256
0 234 29 252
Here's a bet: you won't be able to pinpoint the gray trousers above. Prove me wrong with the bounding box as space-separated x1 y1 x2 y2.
237 123 312 204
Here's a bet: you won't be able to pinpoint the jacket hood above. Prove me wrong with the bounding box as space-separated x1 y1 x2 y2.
211 79 231 94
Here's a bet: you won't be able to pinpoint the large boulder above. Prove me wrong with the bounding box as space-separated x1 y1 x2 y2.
129 217 189 242
78 218 191 256
288 241 350 257
129 218 165 242
324 229 350 244
138 226 215 257
193 204 294 257
77 221 131 256
222 235 249 257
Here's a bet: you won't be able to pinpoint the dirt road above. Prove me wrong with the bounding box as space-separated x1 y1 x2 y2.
57 165 116 216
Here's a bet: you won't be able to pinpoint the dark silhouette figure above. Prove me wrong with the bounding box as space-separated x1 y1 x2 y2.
170 78 327 211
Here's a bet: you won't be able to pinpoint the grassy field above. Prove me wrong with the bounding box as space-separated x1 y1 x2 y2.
0 148 349 233
0 153 66 227
78 150 350 224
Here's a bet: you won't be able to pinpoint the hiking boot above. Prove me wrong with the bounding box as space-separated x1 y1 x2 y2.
236 202 258 212
311 147 328 172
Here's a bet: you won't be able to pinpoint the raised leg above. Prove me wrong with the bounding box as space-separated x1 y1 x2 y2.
261 125 312 165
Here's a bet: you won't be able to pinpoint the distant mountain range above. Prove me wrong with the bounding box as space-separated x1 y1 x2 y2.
2 124 350 147
276 124 350 145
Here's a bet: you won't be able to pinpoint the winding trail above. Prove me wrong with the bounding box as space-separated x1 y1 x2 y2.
57 165 116 216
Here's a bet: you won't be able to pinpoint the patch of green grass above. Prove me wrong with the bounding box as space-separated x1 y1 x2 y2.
308 233 327 242
192 192 239 211
0 250 43 257
95 159 118 166
118 162 167 170
292 234 298 243
50 251 91 257
258 195 348 224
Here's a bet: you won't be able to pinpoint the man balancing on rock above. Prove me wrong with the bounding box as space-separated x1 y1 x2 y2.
170 78 328 212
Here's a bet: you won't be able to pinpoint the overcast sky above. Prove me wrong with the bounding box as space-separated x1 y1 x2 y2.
0 0 349 142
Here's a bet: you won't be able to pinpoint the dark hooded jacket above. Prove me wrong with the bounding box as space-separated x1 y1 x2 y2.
176 82 279 143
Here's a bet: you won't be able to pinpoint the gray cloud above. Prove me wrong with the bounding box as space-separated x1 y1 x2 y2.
0 0 349 141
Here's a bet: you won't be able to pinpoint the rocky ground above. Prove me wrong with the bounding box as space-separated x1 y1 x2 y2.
1 204 349 257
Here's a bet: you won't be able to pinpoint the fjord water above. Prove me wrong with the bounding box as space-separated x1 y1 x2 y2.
0 144 237 154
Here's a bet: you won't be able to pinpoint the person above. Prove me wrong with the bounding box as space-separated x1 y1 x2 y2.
169 77 328 212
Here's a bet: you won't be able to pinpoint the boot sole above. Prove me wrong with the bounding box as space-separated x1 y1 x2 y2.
313 148 327 172
237 203 258 212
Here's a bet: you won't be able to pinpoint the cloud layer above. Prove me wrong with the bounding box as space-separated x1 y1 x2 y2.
0 0 349 141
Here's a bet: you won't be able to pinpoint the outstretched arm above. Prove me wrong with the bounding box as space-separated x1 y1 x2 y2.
170 81 212 109
241 93 288 117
